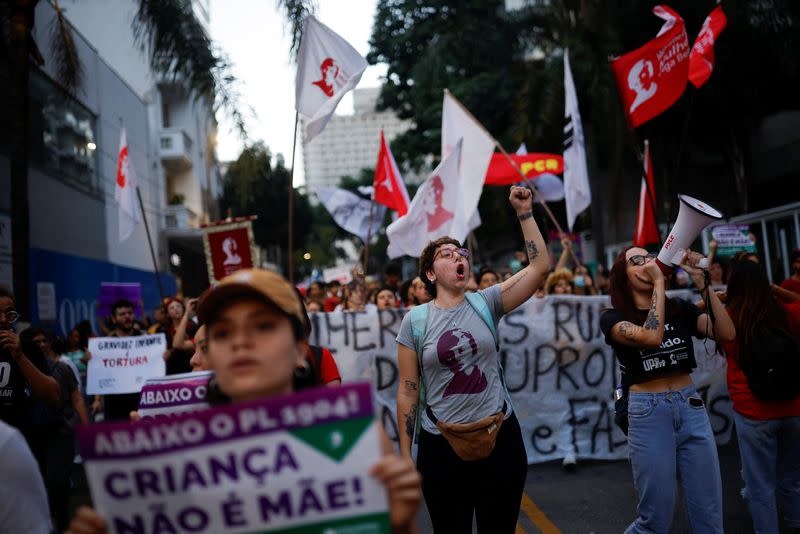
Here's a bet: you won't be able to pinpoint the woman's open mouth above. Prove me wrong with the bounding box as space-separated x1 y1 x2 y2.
229 358 258 371
456 263 466 280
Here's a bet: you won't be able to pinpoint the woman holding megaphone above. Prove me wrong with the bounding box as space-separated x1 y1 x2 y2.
600 247 735 534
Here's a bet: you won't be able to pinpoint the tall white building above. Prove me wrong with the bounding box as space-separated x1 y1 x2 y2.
301 88 418 189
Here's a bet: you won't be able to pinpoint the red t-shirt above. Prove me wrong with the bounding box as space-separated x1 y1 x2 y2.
780 277 800 296
723 301 800 420
324 297 341 313
306 346 341 385
318 347 341 384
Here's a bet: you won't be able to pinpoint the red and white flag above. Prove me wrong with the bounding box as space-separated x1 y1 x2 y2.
688 5 727 88
373 130 410 216
295 16 368 143
633 140 660 248
610 5 690 128
387 140 478 258
115 128 141 242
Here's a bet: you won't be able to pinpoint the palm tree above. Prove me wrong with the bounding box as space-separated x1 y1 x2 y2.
1 0 312 318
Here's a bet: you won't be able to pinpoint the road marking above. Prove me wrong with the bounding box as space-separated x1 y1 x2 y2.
520 492 562 534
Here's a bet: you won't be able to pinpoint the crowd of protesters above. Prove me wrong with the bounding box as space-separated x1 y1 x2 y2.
1 237 800 533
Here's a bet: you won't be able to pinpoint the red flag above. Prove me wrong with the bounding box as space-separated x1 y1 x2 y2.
634 140 660 247
373 130 410 216
484 153 564 185
688 5 727 88
610 6 690 128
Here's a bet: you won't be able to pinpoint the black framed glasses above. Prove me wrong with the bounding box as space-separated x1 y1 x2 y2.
627 253 657 266
434 247 470 261
0 310 19 323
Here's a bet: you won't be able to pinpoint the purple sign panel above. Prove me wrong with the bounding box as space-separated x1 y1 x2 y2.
77 383 390 533
98 282 143 319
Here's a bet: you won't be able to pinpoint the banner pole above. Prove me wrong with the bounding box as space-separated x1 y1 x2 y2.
363 197 376 275
494 141 582 268
288 111 299 283
135 187 165 303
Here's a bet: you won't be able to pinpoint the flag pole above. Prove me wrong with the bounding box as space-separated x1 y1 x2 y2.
494 141 582 268
443 89 581 266
363 196 376 275
135 187 165 303
642 140 664 244
288 111 299 283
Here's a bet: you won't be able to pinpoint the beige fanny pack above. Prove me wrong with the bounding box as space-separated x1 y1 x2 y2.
429 405 505 461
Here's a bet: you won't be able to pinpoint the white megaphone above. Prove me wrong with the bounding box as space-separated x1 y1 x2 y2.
655 194 723 274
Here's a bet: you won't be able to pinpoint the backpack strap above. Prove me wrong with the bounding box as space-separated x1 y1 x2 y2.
308 345 324 379
409 303 430 445
465 292 499 351
465 292 514 414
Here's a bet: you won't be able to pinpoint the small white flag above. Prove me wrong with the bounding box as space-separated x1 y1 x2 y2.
316 187 386 243
387 140 478 258
563 49 591 230
295 16 368 143
441 90 495 224
115 128 141 242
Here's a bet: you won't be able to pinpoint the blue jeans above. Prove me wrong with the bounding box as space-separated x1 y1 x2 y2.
734 411 800 533
626 385 723 534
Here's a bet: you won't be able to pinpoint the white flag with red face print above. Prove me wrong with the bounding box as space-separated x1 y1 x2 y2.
373 130 410 216
115 128 141 242
387 140 478 258
295 16 368 143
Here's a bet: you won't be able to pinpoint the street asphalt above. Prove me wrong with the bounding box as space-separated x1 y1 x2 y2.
414 436 791 534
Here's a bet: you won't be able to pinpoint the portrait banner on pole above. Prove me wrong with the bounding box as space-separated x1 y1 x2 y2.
78 383 391 533
202 218 257 284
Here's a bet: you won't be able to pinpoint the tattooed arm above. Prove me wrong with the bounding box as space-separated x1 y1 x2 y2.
396 343 421 459
500 186 550 314
610 270 666 349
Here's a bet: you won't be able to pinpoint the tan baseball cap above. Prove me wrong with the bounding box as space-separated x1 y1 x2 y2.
198 269 305 327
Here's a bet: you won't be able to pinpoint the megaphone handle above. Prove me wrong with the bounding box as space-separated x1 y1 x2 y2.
674 249 709 270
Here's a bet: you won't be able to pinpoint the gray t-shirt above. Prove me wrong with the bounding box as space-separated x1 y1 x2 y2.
397 285 509 434
0 421 51 533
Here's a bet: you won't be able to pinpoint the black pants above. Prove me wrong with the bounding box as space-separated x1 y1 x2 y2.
417 412 528 534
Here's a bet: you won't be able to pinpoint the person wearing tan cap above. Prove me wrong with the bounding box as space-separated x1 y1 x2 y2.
67 269 422 534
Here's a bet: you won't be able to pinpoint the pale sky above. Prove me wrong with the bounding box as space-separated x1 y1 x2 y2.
209 0 387 184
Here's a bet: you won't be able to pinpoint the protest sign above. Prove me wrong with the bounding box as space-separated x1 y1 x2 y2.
98 283 143 320
323 265 355 285
78 383 391 533
87 334 167 395
138 371 213 419
308 292 734 464
711 224 757 258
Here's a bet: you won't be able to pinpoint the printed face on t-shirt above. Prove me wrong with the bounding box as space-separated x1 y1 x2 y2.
436 328 488 397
